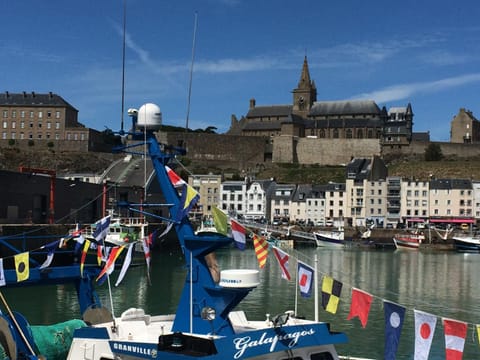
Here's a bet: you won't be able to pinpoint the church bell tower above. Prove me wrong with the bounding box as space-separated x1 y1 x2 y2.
292 56 317 116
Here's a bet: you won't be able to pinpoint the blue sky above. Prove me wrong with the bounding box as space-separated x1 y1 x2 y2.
2 0 480 141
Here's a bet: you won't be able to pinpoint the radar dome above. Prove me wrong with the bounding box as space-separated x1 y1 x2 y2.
136 103 162 130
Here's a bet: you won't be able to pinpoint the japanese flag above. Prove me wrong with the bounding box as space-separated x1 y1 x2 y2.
414 309 437 360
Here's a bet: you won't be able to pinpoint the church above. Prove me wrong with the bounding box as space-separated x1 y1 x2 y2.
228 57 414 148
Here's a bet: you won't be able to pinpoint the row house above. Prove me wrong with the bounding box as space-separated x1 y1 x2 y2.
220 180 247 217
244 179 275 221
270 184 297 222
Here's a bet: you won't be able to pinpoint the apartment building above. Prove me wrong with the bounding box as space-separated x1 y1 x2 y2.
244 179 275 221
401 180 429 222
429 179 473 219
289 184 312 224
188 174 222 217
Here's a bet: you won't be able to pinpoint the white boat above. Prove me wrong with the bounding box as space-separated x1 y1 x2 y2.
393 231 424 250
453 235 480 252
65 105 351 360
314 227 345 248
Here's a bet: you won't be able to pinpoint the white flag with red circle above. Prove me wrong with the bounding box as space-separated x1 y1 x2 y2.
414 309 437 360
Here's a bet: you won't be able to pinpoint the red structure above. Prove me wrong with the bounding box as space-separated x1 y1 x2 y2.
18 166 56 224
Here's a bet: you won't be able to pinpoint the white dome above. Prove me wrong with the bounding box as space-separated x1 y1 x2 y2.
136 103 162 130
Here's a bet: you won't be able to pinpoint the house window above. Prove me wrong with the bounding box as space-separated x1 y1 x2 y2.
2 110 7 118
38 111 43 119
55 122 60 129
55 111 61 119
12 110 16 118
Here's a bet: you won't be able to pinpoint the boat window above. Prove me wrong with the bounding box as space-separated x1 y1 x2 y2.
310 353 334 360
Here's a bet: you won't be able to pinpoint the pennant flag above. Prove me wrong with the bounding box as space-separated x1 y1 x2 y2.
96 245 103 266
0 259 5 287
80 239 91 276
92 215 111 242
272 246 291 280
115 243 134 286
14 252 29 282
165 165 186 187
321 275 343 314
443 317 467 360
142 236 152 284
476 325 480 347
253 234 269 268
212 206 228 235
176 184 200 221
414 309 437 360
39 240 59 269
148 229 158 246
297 261 314 298
347 288 372 328
384 300 406 360
231 219 246 250
96 246 125 282
74 233 85 254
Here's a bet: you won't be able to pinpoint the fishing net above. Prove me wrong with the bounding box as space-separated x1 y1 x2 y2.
30 319 86 360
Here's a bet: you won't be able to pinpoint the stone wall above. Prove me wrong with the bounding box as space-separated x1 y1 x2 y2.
273 136 382 165
382 141 480 158
162 132 268 168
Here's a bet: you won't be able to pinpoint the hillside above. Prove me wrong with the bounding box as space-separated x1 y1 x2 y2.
1 148 480 183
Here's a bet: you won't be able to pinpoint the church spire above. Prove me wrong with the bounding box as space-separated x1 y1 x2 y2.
297 56 313 89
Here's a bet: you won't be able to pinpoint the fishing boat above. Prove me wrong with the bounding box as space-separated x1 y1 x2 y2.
452 234 480 252
63 104 350 360
393 230 425 250
313 227 345 248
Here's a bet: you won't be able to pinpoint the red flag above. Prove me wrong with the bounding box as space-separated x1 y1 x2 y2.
165 166 186 188
347 288 373 328
253 234 268 268
443 318 467 360
272 246 291 280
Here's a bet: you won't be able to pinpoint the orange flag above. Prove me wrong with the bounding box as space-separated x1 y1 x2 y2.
80 239 91 277
253 234 269 268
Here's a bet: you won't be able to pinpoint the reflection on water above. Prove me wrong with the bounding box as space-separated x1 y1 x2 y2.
4 246 480 359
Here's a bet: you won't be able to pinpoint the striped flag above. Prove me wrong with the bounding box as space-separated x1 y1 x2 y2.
231 219 246 250
80 239 91 277
115 243 134 286
272 246 291 280
443 317 467 360
96 246 125 282
253 234 269 268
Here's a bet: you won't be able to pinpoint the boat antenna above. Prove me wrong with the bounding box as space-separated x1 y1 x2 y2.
185 12 198 133
120 0 127 133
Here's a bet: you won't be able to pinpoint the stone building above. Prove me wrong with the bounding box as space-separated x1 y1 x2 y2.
450 108 480 143
229 57 414 148
0 91 107 151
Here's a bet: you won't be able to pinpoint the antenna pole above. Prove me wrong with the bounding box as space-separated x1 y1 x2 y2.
120 0 127 132
185 12 198 133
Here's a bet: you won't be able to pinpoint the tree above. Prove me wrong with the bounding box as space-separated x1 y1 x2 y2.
424 143 443 161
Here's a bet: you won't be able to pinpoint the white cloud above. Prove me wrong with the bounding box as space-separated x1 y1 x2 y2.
352 73 480 103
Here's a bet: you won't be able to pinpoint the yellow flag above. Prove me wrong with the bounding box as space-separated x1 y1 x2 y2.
212 206 228 235
14 252 29 282
476 324 480 346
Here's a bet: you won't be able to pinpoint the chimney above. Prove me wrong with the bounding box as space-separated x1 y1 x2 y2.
49 91 53 98
249 98 256 109
5 91 8 98
23 91 27 98
32 91 35 97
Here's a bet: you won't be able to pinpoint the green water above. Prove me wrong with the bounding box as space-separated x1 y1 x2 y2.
4 246 480 359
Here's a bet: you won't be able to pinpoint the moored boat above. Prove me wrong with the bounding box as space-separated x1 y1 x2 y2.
393 231 424 250
314 227 345 248
65 104 351 360
452 235 480 252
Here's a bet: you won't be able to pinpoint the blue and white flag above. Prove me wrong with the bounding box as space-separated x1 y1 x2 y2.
93 215 111 242
297 261 314 298
384 300 406 360
39 240 59 269
0 259 5 287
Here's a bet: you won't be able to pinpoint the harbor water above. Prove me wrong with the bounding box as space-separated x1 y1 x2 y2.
4 245 480 359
